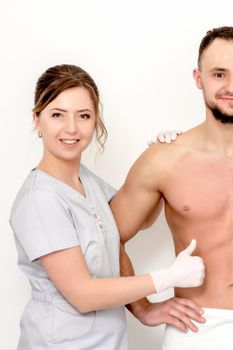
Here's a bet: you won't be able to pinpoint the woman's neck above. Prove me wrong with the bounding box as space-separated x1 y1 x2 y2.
37 154 85 195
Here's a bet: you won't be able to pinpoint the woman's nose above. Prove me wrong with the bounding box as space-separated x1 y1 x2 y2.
65 116 77 134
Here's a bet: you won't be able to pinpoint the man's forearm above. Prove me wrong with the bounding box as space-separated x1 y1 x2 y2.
120 242 150 322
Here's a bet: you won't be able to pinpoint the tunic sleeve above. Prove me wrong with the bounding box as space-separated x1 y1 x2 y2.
10 189 80 262
100 180 117 202
80 164 117 203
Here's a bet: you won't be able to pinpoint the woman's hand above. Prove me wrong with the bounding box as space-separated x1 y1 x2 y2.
147 130 182 146
150 239 205 293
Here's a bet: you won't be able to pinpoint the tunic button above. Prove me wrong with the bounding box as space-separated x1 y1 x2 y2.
93 214 98 219
99 224 104 229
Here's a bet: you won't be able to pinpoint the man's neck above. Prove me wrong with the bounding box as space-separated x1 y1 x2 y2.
202 114 233 157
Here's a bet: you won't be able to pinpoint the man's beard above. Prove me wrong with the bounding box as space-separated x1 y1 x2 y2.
211 107 233 124
204 96 233 124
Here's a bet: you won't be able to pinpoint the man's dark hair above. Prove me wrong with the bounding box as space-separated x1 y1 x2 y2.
198 26 233 69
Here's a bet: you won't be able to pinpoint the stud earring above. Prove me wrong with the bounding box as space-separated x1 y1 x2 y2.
38 132 42 138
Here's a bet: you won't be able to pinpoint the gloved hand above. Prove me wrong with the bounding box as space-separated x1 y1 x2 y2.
147 130 182 146
150 239 205 293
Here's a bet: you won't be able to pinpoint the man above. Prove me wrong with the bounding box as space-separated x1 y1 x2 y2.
110 26 233 349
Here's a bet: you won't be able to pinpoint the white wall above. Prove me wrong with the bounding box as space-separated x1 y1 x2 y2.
0 0 232 348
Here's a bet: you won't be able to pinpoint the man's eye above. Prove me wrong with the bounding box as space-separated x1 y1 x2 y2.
215 73 224 78
52 113 62 118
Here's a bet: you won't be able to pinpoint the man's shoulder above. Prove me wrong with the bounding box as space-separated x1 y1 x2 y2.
137 125 203 172
142 138 187 163
148 125 202 156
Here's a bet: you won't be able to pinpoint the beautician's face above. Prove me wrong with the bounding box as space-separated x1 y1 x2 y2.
34 87 96 162
193 39 233 123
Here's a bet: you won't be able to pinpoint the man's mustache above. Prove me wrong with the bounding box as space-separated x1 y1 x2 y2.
216 92 233 98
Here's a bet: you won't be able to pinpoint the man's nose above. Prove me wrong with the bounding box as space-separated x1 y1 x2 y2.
225 75 233 94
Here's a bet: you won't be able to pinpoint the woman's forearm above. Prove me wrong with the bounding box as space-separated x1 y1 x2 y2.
74 274 154 313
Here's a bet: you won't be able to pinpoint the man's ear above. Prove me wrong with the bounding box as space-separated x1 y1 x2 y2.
193 68 202 90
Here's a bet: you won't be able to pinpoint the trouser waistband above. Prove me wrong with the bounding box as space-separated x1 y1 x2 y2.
31 290 65 304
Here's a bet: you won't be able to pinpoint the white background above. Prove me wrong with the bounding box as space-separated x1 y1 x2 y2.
0 1 232 349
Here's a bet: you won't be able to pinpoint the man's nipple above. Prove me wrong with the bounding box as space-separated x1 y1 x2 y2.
183 205 190 212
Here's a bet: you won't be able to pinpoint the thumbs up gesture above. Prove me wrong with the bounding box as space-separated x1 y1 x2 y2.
150 240 205 293
170 239 205 288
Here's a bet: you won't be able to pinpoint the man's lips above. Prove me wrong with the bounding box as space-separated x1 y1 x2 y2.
217 95 233 101
219 98 233 100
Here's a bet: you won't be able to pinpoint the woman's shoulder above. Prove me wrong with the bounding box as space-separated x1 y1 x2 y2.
18 169 58 197
10 170 59 221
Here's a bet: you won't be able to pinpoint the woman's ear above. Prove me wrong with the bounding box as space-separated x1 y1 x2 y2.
33 112 39 129
33 112 42 137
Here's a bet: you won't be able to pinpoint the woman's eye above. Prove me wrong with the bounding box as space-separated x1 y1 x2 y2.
52 113 62 118
80 114 90 119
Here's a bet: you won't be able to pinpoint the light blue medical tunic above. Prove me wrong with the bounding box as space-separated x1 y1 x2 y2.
10 165 127 350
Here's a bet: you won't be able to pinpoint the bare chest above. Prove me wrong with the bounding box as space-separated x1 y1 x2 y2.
163 155 233 220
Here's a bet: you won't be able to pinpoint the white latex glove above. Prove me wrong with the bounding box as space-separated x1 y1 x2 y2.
147 130 182 146
150 239 205 293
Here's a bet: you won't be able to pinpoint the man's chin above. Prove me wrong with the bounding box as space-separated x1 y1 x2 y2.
212 108 233 124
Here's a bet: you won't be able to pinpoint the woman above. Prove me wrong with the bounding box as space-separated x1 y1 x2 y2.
10 64 204 350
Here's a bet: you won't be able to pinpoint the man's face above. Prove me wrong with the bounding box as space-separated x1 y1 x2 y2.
193 39 233 124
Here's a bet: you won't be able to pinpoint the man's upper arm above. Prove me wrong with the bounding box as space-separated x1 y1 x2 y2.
110 146 163 243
